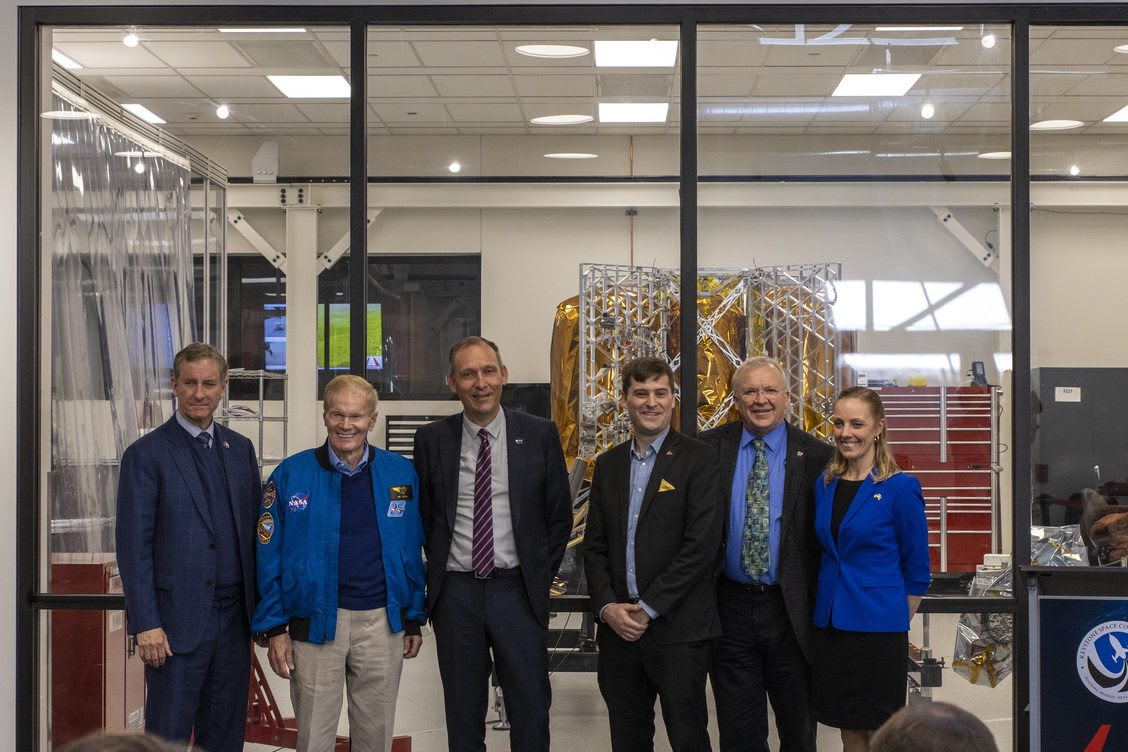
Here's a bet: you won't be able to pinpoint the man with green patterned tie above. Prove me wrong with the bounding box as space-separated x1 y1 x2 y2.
699 357 833 752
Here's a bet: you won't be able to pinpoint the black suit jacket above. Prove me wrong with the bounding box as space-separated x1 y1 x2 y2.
413 408 573 627
583 429 724 645
697 421 831 661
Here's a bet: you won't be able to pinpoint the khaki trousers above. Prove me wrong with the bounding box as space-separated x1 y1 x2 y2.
290 607 404 752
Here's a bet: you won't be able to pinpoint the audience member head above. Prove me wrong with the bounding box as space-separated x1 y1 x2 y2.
871 702 998 752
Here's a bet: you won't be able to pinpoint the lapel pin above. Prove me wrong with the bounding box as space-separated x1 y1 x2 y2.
796 450 804 457
223 440 230 449
665 449 674 456
874 493 882 501
515 438 524 445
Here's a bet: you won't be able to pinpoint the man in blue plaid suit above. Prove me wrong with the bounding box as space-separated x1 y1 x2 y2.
116 343 261 752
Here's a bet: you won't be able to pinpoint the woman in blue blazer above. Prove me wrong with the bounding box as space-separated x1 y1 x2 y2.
812 387 931 752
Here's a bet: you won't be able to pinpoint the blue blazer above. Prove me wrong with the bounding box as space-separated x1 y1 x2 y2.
116 415 261 653
813 471 930 632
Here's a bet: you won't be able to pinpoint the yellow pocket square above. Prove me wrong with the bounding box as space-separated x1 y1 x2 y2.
658 479 676 493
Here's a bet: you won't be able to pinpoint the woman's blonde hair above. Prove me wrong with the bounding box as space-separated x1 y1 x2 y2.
824 386 901 484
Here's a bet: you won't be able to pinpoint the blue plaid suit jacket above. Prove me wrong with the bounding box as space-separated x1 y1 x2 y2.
116 414 261 653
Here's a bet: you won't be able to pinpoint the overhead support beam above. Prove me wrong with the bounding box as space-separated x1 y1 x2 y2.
227 209 286 272
318 209 382 273
931 206 996 268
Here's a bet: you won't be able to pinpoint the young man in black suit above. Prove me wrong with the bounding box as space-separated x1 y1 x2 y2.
413 336 572 752
582 356 724 752
698 356 833 752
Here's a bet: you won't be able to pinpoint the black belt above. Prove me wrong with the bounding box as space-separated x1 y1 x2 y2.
720 577 780 594
449 566 522 581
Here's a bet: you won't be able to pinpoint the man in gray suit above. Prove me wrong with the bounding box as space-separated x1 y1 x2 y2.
698 357 832 752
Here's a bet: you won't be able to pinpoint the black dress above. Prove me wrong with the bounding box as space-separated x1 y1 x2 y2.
812 478 909 731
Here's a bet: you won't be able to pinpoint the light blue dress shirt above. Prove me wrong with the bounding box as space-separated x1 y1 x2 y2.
175 411 215 446
327 442 369 477
723 421 787 585
625 428 669 618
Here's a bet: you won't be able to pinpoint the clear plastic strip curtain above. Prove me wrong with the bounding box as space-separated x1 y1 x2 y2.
48 88 194 555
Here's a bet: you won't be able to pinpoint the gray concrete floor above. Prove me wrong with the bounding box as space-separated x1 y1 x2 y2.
245 612 1014 751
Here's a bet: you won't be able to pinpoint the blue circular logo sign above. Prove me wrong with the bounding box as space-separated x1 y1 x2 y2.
1076 620 1128 704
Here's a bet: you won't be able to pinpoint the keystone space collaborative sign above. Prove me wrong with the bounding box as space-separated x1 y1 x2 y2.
1039 598 1128 750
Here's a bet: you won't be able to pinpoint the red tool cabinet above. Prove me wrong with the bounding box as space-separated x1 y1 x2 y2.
876 386 1000 572
49 554 146 746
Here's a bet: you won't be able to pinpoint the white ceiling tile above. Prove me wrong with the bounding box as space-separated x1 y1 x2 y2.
368 40 424 68
412 41 506 68
696 74 753 97
226 104 311 124
144 42 252 69
445 103 524 122
294 103 351 123
513 75 596 98
54 42 167 69
367 75 439 98
1032 38 1115 66
431 75 515 97
1062 73 1128 97
184 76 283 98
99 75 205 98
752 73 840 97
372 103 452 125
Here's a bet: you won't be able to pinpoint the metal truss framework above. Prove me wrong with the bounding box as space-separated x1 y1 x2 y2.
579 262 841 458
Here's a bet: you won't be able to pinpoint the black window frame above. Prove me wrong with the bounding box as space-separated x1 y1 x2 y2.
25 4 1128 749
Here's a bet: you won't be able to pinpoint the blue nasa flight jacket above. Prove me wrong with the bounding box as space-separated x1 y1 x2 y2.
252 442 426 643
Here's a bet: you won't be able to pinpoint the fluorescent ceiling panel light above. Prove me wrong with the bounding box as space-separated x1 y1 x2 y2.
122 33 140 48
51 49 82 70
218 27 307 33
1030 119 1083 130
832 73 920 97
594 40 678 68
544 152 598 159
598 102 669 123
515 44 589 59
268 75 350 98
977 151 1011 160
122 103 166 124
1103 104 1128 122
530 114 593 125
875 26 964 32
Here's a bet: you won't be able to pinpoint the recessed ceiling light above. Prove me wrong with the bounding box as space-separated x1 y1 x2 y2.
544 152 598 159
122 32 140 48
133 161 147 174
41 110 98 120
598 102 669 123
832 73 921 97
218 27 307 33
977 151 1011 160
530 114 593 125
1103 104 1128 122
122 103 165 124
215 104 230 119
981 34 997 49
1031 119 1083 130
594 40 678 68
448 161 462 174
268 75 351 99
875 26 964 32
921 102 935 119
51 49 82 70
515 44 589 59
1070 164 1081 176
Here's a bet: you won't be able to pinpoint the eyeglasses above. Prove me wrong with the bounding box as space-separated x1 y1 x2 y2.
739 387 783 398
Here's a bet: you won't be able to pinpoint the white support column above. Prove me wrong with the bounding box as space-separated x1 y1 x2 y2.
285 204 320 453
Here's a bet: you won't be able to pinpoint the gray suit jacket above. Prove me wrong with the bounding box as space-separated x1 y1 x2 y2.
698 421 831 661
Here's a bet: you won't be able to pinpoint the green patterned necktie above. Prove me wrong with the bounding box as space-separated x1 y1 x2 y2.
741 437 770 579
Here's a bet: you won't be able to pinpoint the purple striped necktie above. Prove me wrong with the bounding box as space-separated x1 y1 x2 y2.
472 427 495 578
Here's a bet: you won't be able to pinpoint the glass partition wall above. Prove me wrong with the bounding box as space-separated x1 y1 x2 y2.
32 5 1128 751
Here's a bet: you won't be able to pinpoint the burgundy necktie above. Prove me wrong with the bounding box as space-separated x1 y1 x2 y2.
472 428 495 578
